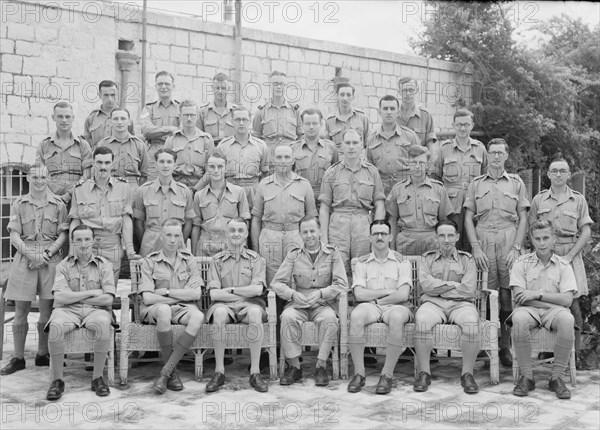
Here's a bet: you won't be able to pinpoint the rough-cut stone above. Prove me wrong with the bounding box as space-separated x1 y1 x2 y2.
1 39 15 54
170 46 189 63
1 54 22 74
15 40 41 56
7 24 35 41
190 32 206 50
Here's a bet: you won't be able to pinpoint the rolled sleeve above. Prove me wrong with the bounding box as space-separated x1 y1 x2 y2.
184 259 204 289
318 169 334 207
184 188 196 221
463 182 477 213
80 139 93 169
396 259 412 289
372 169 385 202
56 201 69 232
207 259 222 290
558 264 577 294
7 202 23 234
509 258 527 290
250 183 265 218
304 181 318 218
319 250 349 301
351 261 367 291
250 255 267 288
385 188 400 219
238 188 251 220
438 187 454 220
100 261 116 296
52 261 71 294
577 196 594 228
138 258 156 294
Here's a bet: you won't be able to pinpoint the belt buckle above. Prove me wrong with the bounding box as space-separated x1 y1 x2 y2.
462 182 469 190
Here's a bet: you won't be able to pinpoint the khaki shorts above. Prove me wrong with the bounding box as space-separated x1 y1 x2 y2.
352 302 413 325
507 305 572 331
142 303 203 325
45 305 112 334
416 300 478 325
206 301 267 324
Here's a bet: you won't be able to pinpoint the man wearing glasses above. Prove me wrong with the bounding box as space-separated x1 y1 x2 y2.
198 73 237 145
529 158 593 369
437 109 488 252
464 138 530 368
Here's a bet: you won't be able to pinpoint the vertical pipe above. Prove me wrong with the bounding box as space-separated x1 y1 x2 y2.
234 0 242 104
141 0 148 107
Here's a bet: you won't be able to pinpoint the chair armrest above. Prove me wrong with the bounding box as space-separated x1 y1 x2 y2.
480 288 499 323
338 292 348 324
267 291 276 323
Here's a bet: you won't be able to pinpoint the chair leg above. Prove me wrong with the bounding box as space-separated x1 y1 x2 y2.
511 348 519 384
569 348 577 387
195 350 202 382
278 346 285 378
107 349 115 386
269 345 277 381
332 345 339 380
490 347 500 385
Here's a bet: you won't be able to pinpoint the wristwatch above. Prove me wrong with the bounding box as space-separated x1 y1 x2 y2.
230 287 235 294
43 249 52 257
512 243 522 251
165 289 170 297
539 291 544 301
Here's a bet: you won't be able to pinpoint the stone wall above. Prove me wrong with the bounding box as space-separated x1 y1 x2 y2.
1 0 472 150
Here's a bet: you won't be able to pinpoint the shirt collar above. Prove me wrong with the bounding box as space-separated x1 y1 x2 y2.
300 137 325 151
543 186 575 202
482 169 511 181
334 107 358 120
407 176 433 188
107 133 132 144
150 178 178 193
365 249 399 263
403 104 421 118
264 171 303 184
432 248 459 262
90 176 117 190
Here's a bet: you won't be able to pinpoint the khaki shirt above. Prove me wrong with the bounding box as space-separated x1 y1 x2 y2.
464 171 530 228
366 124 421 184
83 107 135 148
386 177 453 231
251 173 317 223
252 101 303 146
192 182 251 232
70 177 133 235
271 242 348 307
8 192 69 242
397 104 437 146
96 134 150 180
197 101 237 143
325 108 370 147
291 137 339 200
216 135 269 180
529 186 593 238
353 250 412 298
510 252 577 296
140 99 180 144
165 127 214 187
319 160 385 210
419 248 477 303
132 179 195 228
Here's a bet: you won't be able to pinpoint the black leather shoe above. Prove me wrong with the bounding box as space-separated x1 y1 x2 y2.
250 372 269 392
91 376 110 397
461 373 479 394
347 373 366 393
167 371 184 391
205 372 225 392
35 353 50 367
413 371 432 392
538 352 554 360
549 376 571 399
280 366 302 385
46 379 65 401
513 375 535 397
375 374 393 395
499 347 513 367
314 366 329 387
153 374 169 394
0 357 26 375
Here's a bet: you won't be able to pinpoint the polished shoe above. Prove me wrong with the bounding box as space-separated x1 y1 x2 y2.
205 372 225 392
549 376 571 399
250 372 269 392
0 357 26 375
461 373 479 394
46 379 65 401
513 375 535 397
538 351 554 360
167 371 184 391
35 353 50 367
279 366 302 385
153 374 169 394
375 374 393 395
314 366 329 387
347 373 366 393
91 376 110 397
499 347 513 367
413 371 432 392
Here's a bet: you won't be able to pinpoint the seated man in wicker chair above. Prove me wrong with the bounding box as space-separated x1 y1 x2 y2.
413 219 480 394
347 219 413 395
139 219 204 394
205 217 269 393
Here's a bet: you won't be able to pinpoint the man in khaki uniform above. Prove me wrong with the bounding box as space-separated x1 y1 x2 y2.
133 149 195 257
197 73 237 145
216 107 269 211
366 95 420 195
205 218 269 393
165 99 214 188
386 146 453 256
251 145 317 284
96 108 149 189
437 109 487 252
291 108 338 205
252 71 302 173
36 100 93 203
140 71 180 180
70 146 140 284
324 83 370 156
191 152 250 257
83 80 135 150
138 220 204 394
271 216 348 387
464 138 530 367
320 129 386 278
0 164 68 376
529 158 593 369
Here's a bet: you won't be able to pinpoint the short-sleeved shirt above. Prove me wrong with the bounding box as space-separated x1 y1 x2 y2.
197 101 237 144
291 137 339 200
464 170 531 228
164 127 214 186
7 193 69 242
366 124 421 180
70 177 133 235
386 177 453 231
216 135 269 180
325 108 370 147
251 173 317 223
140 99 180 144
529 186 593 238
353 250 412 303
192 181 251 232
96 134 150 180
510 252 577 296
83 107 135 149
397 105 437 146
132 178 195 228
319 160 386 210
419 249 477 303
252 101 303 146
52 255 116 311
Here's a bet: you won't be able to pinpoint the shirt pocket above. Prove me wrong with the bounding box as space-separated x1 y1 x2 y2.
171 199 187 219
357 179 374 204
108 196 124 217
328 126 343 144
77 200 97 219
261 116 277 137
535 207 552 222
442 157 461 181
423 196 440 226
204 116 219 136
122 151 141 175
284 116 297 139
396 194 412 218
177 269 190 288
288 190 307 219
145 199 161 219
317 153 332 170
500 191 518 221
383 272 399 289
293 153 311 172
559 210 579 235
67 146 83 170
475 189 492 213
190 145 209 169
20 210 36 235
198 199 217 221
221 194 239 218
41 209 59 236
317 265 332 286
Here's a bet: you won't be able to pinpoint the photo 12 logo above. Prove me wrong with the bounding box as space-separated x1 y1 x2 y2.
200 1 339 24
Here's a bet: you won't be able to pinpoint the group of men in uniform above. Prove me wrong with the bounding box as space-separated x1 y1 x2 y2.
1 68 592 401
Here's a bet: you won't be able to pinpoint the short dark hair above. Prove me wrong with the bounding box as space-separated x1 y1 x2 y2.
231 106 251 119
155 148 177 162
548 158 570 169
179 99 198 113
530 219 553 234
398 76 417 87
270 70 286 78
300 108 323 122
407 145 429 159
453 108 474 122
341 128 361 142
208 151 227 164
298 216 321 231
435 219 458 234
71 224 94 240
93 146 114 161
487 138 509 152
53 100 73 112
98 80 117 92
370 219 391 234
110 107 130 119
379 95 399 108
227 217 248 230
213 72 229 82
155 71 174 82
337 83 355 95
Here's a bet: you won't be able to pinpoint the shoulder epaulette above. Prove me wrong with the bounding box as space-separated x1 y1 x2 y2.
95 255 109 263
472 174 486 181
244 248 260 259
423 250 437 256
441 139 454 146
257 104 264 110
429 178 444 186
457 250 472 257
145 100 157 106
356 254 370 263
115 177 127 183
325 112 336 119
218 136 235 145
173 99 181 105
354 108 365 113
147 250 161 258
324 243 338 252
571 189 583 196
293 104 300 110
419 106 432 113
229 103 239 109
391 250 406 261
199 101 210 108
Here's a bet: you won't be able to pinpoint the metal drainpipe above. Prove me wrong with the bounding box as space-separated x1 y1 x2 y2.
141 0 148 106
234 0 242 104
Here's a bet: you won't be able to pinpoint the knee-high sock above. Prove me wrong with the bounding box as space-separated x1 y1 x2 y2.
156 330 173 363
161 331 195 377
248 323 262 375
381 334 404 378
12 322 28 359
92 337 111 379
461 333 481 375
553 335 575 378
37 322 49 356
212 322 226 374
414 331 434 374
348 335 365 377
512 327 532 378
500 310 512 349
48 337 65 381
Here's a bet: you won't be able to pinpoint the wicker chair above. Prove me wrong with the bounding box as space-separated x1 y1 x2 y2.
119 257 277 385
340 255 500 384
